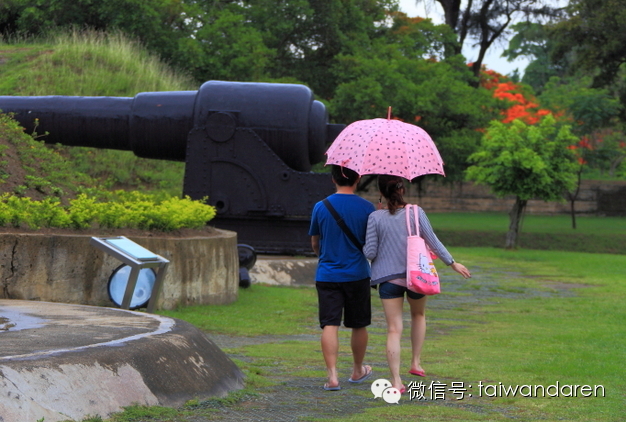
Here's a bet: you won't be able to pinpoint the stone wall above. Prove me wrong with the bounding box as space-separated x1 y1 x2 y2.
0 229 239 310
361 180 626 216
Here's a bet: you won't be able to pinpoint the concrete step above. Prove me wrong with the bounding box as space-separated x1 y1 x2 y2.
249 255 317 286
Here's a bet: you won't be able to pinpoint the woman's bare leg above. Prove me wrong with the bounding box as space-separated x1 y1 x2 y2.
407 296 427 374
381 297 405 390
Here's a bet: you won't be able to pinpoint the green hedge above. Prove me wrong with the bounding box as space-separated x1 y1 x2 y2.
0 191 216 231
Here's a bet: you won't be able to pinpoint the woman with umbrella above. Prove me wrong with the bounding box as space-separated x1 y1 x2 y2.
364 175 470 393
326 113 471 393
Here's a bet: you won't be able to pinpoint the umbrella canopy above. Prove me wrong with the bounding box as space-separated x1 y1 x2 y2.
325 117 445 180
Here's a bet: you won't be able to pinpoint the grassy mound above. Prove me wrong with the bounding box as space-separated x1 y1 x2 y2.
0 30 197 198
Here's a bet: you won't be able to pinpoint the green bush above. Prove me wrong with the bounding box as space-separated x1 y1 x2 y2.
0 191 215 231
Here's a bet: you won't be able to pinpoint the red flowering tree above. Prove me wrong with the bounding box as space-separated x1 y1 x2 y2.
470 68 581 246
477 67 625 231
476 67 554 125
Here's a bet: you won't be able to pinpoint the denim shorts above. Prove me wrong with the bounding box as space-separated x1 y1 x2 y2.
378 281 425 300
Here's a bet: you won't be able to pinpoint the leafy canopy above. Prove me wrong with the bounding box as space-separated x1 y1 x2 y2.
550 0 626 89
466 114 578 201
330 15 499 181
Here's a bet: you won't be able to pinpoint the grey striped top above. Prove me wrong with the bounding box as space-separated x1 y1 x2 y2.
363 206 454 285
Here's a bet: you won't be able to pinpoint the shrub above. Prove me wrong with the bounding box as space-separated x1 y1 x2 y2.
0 191 216 231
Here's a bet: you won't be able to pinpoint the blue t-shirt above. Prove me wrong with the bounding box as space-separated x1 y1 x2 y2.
309 193 375 282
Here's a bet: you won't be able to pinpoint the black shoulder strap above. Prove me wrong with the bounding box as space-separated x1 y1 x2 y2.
322 198 363 250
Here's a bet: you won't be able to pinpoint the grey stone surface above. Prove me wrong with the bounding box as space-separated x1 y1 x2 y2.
250 255 317 286
0 300 244 422
0 229 238 310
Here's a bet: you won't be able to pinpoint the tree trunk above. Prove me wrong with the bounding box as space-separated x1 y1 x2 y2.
505 197 527 249
568 165 583 229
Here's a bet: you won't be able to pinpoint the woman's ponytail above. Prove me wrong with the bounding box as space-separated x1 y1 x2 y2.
378 175 407 214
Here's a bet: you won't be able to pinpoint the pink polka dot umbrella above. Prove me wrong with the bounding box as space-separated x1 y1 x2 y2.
325 111 445 180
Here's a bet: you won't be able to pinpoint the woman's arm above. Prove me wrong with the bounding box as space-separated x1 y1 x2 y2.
417 207 454 265
450 262 471 278
418 208 471 277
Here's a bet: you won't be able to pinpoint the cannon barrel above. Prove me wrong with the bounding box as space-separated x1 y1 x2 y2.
0 81 342 171
0 81 346 254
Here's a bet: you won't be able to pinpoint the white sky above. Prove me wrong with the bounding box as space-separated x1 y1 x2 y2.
397 0 532 76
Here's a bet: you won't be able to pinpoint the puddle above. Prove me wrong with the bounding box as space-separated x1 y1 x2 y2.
0 307 48 332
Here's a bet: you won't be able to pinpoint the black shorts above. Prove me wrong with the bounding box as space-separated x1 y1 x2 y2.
316 278 371 329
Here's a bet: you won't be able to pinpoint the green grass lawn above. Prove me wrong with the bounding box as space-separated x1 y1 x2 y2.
148 247 626 422
427 212 626 235
424 213 626 254
414 248 625 421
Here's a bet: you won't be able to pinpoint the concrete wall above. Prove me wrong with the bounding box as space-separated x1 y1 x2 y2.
0 229 239 310
361 180 626 216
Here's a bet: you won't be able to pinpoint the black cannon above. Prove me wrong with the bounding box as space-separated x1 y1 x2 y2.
0 81 345 254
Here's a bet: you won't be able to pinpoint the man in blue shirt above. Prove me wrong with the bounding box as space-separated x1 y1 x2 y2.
309 165 375 391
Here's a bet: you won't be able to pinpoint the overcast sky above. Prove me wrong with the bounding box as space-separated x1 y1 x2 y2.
397 0 548 76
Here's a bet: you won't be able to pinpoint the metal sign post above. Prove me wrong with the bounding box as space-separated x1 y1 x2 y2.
90 236 170 313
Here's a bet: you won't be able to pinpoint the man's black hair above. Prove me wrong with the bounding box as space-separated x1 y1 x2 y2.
331 165 359 186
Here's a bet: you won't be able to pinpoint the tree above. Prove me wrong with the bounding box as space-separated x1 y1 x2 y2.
243 0 398 98
533 74 625 227
174 7 276 82
330 15 499 181
565 136 591 229
466 114 578 249
539 75 624 172
412 0 562 79
491 77 552 124
501 21 568 93
550 0 626 89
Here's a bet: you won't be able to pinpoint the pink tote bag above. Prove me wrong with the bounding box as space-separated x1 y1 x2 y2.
405 205 440 295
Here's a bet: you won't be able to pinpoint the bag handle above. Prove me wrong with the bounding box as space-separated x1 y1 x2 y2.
406 205 438 261
405 204 419 237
